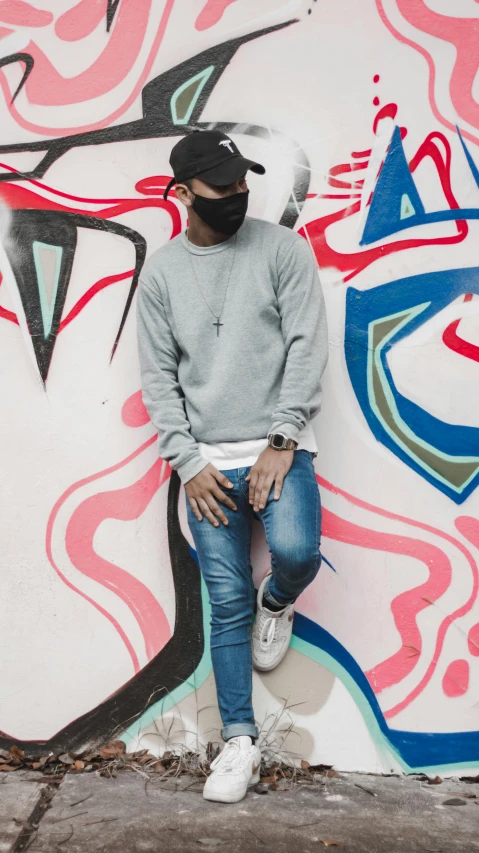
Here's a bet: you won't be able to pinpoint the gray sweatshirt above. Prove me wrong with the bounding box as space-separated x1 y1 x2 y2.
136 216 328 485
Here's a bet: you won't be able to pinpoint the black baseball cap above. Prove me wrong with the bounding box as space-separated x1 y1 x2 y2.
163 129 265 199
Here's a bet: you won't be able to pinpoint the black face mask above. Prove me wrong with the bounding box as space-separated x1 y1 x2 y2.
191 190 249 235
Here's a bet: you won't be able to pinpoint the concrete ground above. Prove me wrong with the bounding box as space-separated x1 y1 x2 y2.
1 768 479 853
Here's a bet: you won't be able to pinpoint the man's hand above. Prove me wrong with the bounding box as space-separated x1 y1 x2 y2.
185 463 237 527
245 446 294 511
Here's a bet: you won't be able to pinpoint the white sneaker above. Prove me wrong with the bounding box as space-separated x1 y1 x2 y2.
252 572 295 672
203 736 261 803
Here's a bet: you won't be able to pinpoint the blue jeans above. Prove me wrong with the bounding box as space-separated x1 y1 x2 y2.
185 449 322 741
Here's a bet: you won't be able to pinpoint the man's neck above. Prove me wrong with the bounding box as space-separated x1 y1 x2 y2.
186 217 230 247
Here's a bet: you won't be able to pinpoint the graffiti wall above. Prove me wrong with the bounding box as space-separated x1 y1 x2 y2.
2 0 479 775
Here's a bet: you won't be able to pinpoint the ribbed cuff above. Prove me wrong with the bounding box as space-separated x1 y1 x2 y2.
176 453 210 485
221 723 259 741
269 421 302 441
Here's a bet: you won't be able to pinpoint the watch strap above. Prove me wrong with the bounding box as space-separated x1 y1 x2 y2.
267 432 298 450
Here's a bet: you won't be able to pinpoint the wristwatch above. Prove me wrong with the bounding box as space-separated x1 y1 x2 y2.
267 432 298 451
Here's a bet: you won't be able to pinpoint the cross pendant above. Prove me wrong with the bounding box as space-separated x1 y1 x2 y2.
213 318 223 337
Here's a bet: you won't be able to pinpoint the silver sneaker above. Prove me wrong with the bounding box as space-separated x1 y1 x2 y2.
252 572 294 672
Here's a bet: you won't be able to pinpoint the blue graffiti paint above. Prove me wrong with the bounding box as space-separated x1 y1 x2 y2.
345 268 479 502
361 124 479 245
293 611 479 769
361 126 425 244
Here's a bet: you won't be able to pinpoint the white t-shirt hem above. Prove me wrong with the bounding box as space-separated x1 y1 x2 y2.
197 421 318 471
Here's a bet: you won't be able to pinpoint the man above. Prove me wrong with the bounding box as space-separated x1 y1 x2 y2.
136 129 328 804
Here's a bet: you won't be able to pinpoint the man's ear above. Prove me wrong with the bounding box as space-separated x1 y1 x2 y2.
175 183 192 207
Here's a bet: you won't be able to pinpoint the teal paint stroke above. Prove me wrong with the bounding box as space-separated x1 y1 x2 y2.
32 240 62 339
123 577 212 750
170 66 215 126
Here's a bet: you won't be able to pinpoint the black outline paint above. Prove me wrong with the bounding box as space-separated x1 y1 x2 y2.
0 18 312 750
0 472 203 755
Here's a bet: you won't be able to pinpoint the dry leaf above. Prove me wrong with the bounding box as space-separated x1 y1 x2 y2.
0 764 17 772
427 775 442 785
99 740 126 759
301 760 310 771
59 753 74 765
320 842 344 848
10 745 25 764
137 753 157 766
151 761 166 775
260 775 277 784
325 769 339 778
74 760 85 770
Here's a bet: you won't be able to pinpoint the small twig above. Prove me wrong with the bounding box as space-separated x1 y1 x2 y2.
69 794 92 808
82 817 119 826
355 783 377 797
57 826 74 846
52 810 89 823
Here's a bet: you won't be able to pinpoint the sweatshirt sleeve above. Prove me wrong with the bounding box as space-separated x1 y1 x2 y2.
269 234 329 440
136 268 209 485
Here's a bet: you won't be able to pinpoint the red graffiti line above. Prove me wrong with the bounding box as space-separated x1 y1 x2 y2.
442 319 479 363
442 293 479 362
373 103 397 135
0 165 181 330
46 436 167 673
328 161 367 191
301 131 467 282
58 270 134 332
317 475 479 719
322 508 452 695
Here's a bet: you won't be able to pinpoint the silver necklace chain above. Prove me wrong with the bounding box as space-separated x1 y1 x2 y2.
185 232 238 336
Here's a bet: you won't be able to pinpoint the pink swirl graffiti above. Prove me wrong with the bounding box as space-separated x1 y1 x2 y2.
46 436 172 673
318 475 478 719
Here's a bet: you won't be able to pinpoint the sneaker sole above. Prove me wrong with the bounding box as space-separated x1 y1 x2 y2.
203 771 261 803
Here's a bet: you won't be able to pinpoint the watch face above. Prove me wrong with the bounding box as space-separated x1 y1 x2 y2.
272 434 284 448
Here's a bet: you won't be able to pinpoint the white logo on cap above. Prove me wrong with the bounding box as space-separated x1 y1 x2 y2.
219 139 234 153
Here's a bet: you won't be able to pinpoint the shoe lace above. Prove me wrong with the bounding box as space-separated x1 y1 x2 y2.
211 739 245 773
259 611 278 648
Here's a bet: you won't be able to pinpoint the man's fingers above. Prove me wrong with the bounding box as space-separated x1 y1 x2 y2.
248 471 259 503
258 477 274 508
213 487 237 512
198 496 229 527
198 498 220 527
255 476 273 509
215 471 234 490
189 497 202 521
253 475 267 509
274 477 284 500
